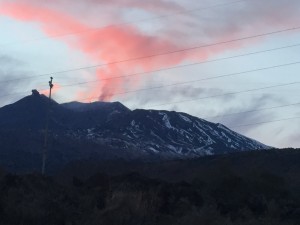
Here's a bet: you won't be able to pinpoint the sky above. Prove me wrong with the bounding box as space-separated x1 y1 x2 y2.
0 0 299 148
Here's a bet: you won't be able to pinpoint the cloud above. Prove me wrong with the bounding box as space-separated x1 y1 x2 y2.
0 2 204 101
1 0 300 103
124 82 232 109
164 0 300 38
40 83 61 97
0 55 22 66
0 55 35 105
215 94 287 132
84 0 183 13
283 132 300 148
1 0 183 26
7 0 183 13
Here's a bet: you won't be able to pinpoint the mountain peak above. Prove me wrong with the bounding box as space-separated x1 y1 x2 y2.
0 91 60 129
14 90 58 107
61 101 130 113
31 89 40 97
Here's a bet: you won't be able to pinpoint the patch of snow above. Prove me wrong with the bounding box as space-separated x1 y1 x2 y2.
204 148 214 155
150 131 165 142
160 113 173 129
148 147 159 153
179 114 192 123
131 120 135 126
167 144 178 152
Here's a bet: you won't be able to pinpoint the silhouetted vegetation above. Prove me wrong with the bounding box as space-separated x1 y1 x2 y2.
0 149 299 225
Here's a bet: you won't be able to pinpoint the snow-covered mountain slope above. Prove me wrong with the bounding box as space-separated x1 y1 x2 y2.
0 91 271 172
68 109 270 158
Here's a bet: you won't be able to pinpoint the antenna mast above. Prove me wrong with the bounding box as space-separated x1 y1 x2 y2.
42 77 54 175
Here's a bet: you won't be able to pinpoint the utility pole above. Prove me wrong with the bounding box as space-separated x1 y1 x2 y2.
42 77 54 175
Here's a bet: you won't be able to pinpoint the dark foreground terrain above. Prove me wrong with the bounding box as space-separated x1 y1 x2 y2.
0 149 299 225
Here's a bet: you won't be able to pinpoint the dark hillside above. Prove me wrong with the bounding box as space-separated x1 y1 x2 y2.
0 149 299 225
0 93 270 174
57 148 300 189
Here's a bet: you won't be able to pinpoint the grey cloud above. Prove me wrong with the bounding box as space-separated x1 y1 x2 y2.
214 94 287 132
0 55 20 65
9 0 183 21
161 0 300 47
0 55 34 106
283 133 300 148
124 82 236 109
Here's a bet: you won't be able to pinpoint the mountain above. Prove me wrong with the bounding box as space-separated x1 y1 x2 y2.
0 91 270 173
62 101 130 112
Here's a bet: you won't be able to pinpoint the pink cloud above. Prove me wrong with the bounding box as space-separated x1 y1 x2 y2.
85 0 183 13
40 83 61 96
1 0 299 101
0 2 200 101
17 0 183 13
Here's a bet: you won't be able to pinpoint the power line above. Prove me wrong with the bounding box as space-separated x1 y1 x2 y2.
1 59 300 103
56 80 300 113
1 42 299 99
230 116 300 128
0 87 48 99
60 43 300 88
147 81 300 108
1 25 299 84
0 0 250 47
74 98 300 125
67 61 300 103
2 42 300 99
203 102 300 119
